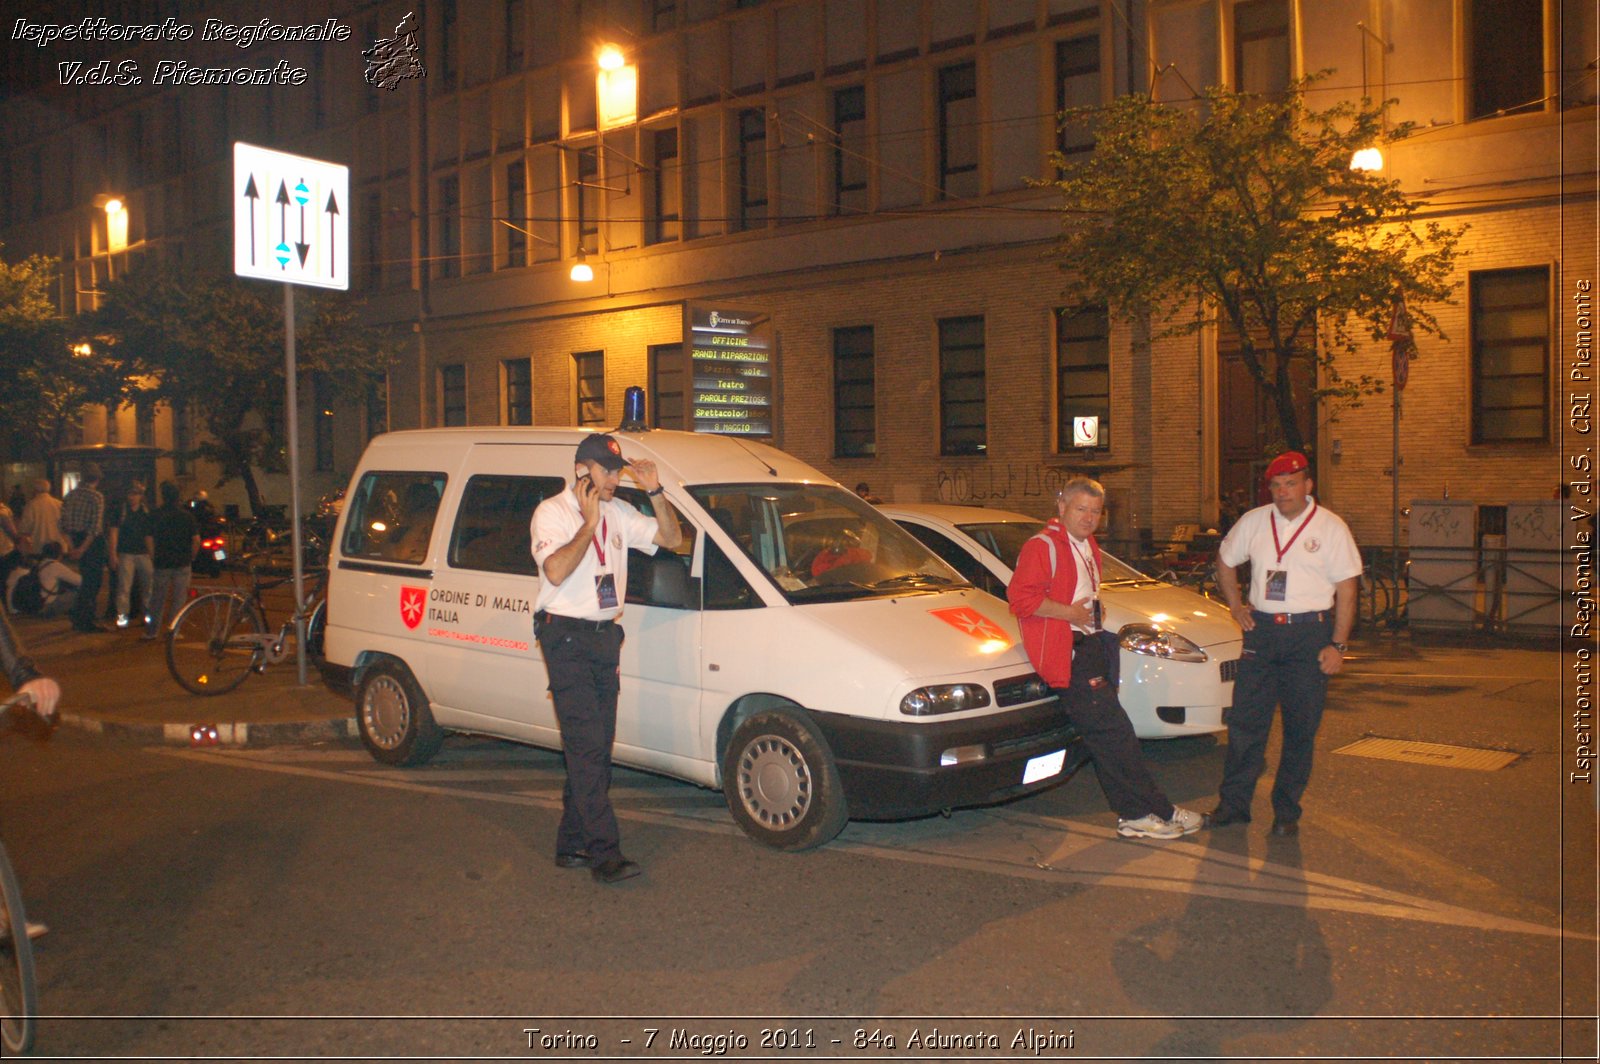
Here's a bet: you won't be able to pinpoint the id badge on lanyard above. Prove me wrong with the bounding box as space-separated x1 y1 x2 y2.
592 516 618 610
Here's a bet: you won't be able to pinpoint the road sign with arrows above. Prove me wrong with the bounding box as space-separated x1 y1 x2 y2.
233 142 349 291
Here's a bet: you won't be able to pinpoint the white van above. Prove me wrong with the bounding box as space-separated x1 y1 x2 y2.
324 427 1084 850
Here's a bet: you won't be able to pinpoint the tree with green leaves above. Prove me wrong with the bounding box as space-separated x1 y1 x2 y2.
1042 74 1464 453
94 264 396 515
0 248 132 480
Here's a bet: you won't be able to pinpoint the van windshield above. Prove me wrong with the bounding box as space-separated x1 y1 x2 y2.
690 483 968 603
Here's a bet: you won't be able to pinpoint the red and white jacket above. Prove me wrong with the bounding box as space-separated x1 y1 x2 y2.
1006 517 1101 688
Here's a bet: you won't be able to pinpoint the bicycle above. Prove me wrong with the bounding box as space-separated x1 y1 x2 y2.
0 692 43 1055
164 564 328 696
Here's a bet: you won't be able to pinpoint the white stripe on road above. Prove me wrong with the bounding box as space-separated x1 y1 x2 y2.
163 747 1584 942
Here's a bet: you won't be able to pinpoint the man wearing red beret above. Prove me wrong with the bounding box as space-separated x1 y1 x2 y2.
1206 451 1361 836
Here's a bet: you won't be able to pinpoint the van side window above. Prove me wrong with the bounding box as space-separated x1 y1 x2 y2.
449 474 565 576
703 537 759 610
615 487 699 609
342 471 448 564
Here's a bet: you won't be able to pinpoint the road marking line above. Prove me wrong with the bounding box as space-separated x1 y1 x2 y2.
163 747 1586 941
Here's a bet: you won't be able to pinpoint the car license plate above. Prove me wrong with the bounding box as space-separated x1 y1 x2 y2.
1023 748 1066 785
213 549 227 561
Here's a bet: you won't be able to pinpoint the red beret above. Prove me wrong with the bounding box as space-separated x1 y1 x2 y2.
1264 451 1309 480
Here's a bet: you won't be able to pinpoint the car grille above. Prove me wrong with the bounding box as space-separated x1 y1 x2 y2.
1220 659 1238 683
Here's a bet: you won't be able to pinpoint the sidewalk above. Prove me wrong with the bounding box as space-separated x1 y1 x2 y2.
13 614 355 748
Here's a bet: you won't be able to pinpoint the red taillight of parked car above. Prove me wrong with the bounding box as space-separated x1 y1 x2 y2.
201 536 227 562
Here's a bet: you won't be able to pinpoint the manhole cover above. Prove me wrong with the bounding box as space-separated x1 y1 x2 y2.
1332 736 1521 771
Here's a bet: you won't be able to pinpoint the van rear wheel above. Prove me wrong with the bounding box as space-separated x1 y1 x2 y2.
357 661 443 766
722 710 847 851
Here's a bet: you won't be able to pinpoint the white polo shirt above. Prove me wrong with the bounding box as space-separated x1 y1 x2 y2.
1218 497 1362 614
531 489 661 621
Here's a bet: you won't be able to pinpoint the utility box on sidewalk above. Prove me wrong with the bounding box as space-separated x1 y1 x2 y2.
1408 500 1478 629
1503 500 1564 632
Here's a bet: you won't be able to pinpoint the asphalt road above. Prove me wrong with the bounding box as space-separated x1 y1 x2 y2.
0 644 1593 1062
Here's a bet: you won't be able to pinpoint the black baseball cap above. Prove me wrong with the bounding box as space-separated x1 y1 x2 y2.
575 433 628 471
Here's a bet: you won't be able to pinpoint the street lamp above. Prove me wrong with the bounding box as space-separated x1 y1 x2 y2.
570 249 594 283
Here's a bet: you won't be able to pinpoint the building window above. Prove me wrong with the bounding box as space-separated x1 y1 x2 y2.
938 62 979 198
135 400 156 447
505 160 527 267
1471 266 1550 444
366 373 388 441
1469 0 1544 119
364 190 382 288
173 400 191 474
314 373 335 472
737 109 768 231
504 0 524 72
504 358 532 425
437 174 460 279
1057 306 1110 451
1233 0 1290 96
438 0 457 90
650 344 686 430
939 316 986 456
833 326 875 457
440 364 467 427
831 85 868 214
649 128 680 244
1055 35 1099 157
652 0 677 34
575 147 598 254
575 350 605 427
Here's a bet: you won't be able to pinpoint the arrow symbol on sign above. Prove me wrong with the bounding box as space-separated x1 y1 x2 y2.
324 190 341 279
274 180 291 269
242 175 260 265
294 178 311 266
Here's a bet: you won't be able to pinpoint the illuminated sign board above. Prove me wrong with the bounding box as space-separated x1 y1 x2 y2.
686 303 773 437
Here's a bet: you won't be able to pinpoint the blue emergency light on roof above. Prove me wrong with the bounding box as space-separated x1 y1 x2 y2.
618 386 647 432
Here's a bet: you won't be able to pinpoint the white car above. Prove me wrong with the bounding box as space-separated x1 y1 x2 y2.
880 503 1241 739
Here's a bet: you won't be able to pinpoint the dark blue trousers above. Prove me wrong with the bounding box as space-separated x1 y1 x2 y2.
1056 633 1174 821
1218 619 1331 823
69 535 107 630
538 620 626 862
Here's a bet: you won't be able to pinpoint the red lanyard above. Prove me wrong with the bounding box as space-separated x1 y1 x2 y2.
1269 501 1317 565
1069 537 1098 595
592 516 609 566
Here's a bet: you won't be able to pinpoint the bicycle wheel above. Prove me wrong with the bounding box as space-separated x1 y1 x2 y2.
304 599 327 661
166 592 265 696
0 840 38 1056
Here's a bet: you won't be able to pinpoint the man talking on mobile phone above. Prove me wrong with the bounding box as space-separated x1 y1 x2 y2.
530 433 683 884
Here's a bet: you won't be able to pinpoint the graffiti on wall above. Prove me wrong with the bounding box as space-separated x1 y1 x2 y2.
935 463 1071 505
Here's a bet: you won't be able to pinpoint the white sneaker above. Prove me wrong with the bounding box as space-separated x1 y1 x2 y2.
1117 813 1184 839
1167 807 1204 835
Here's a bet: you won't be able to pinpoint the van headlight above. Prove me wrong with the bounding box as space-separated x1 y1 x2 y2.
1119 623 1208 663
901 683 992 716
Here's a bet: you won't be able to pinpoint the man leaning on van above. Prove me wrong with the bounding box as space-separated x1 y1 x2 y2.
530 433 682 884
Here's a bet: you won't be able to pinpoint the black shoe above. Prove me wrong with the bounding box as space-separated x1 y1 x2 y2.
1204 806 1251 828
554 851 592 869
1270 818 1299 837
590 857 641 884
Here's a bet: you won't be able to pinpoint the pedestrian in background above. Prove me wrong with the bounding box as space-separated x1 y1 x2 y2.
61 464 110 633
1206 451 1361 837
1008 476 1202 840
144 482 199 641
110 483 155 629
531 433 683 884
19 479 67 558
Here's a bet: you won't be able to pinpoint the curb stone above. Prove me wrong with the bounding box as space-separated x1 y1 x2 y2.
59 712 358 747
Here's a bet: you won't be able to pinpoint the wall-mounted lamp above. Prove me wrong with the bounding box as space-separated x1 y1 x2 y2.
569 249 594 283
1351 21 1394 172
1349 147 1384 172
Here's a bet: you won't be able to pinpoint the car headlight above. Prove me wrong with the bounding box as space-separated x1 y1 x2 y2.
900 683 993 716
1118 623 1208 663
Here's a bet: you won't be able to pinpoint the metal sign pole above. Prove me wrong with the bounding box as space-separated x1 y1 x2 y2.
284 284 308 686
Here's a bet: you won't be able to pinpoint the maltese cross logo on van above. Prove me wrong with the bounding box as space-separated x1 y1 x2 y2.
400 586 427 630
928 606 1010 647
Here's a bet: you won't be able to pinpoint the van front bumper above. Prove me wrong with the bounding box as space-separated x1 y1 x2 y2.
805 700 1085 820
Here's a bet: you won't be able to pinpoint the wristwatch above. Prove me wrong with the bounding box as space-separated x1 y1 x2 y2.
1329 642 1347 653
646 486 664 497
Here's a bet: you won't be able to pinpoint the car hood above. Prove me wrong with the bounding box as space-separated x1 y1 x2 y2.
792 588 1032 680
1102 582 1241 648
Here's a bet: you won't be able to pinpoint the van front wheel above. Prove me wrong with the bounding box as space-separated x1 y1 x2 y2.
722 710 848 851
356 661 443 766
